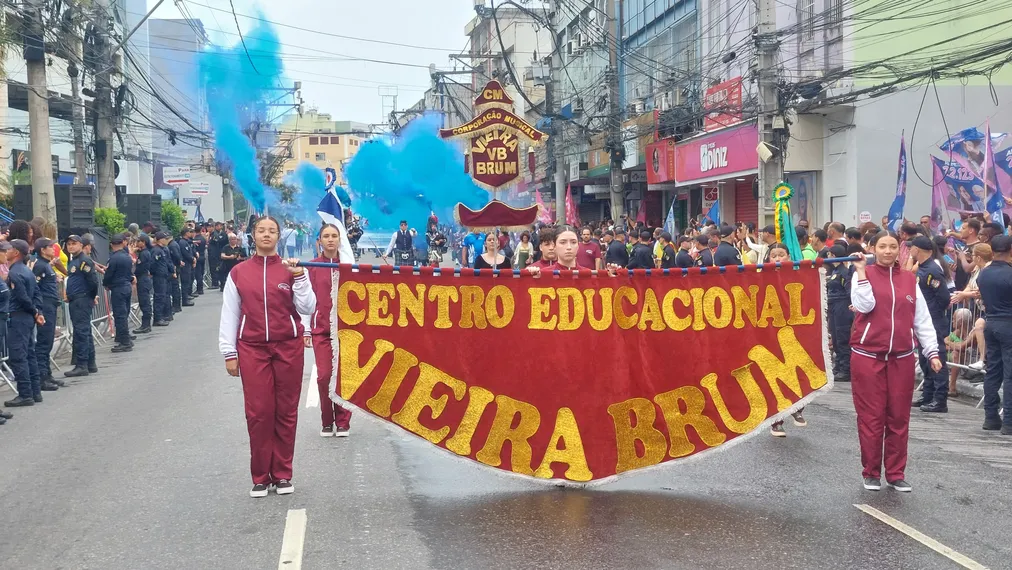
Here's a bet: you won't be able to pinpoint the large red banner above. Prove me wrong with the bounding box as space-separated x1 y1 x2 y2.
333 264 829 484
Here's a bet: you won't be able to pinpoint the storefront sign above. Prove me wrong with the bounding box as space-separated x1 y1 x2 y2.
675 123 759 186
704 77 743 132
646 138 676 184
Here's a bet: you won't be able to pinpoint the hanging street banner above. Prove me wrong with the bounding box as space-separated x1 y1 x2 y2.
439 80 547 193
331 265 830 485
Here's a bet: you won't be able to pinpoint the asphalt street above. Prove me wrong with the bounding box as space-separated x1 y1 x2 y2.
1 265 1010 569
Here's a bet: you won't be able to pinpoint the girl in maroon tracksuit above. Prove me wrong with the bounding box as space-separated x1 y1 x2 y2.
302 223 353 437
850 231 942 493
218 216 316 498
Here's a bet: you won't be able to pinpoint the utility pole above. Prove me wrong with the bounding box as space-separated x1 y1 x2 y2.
550 2 566 224
69 43 87 185
605 0 625 222
23 0 57 223
755 0 782 227
93 0 117 208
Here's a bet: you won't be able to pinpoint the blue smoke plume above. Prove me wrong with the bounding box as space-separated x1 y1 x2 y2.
274 162 329 222
344 113 489 231
198 20 285 211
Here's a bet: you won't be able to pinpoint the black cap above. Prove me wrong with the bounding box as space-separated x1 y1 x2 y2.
991 235 1011 253
910 235 935 251
9 239 29 258
696 235 709 246
829 244 848 259
34 237 54 251
719 225 735 238
0 241 11 251
66 234 83 244
762 225 776 234
154 231 169 239
110 233 128 245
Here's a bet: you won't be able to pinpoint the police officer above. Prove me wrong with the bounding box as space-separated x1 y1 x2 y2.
192 225 208 295
209 221 228 288
178 227 196 306
103 233 135 352
905 235 951 412
167 233 183 312
64 235 99 378
152 232 172 326
133 234 154 333
4 239 43 406
712 225 743 266
826 244 855 383
976 235 1012 433
32 238 62 390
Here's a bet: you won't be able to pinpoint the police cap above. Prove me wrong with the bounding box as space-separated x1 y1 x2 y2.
9 239 29 258
991 235 1011 253
34 237 54 251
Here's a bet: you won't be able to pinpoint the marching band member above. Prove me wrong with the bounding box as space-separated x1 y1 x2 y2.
302 223 353 437
218 216 316 498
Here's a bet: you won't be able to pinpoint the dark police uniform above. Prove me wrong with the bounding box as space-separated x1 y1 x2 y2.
696 247 715 268
135 244 154 329
209 229 228 287
605 239 629 267
7 259 40 399
626 242 654 270
32 255 59 383
976 257 1012 426
66 251 99 370
713 241 743 266
151 243 171 324
218 243 244 292
826 261 854 381
659 244 678 269
103 247 135 348
192 232 207 294
915 260 951 407
167 238 183 311
178 234 195 303
675 248 694 269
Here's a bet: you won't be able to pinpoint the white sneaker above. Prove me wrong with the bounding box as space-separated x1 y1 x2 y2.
969 361 985 371
273 480 294 495
321 424 335 437
335 426 350 438
249 484 269 498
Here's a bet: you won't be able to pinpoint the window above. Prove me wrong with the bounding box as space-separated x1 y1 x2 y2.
330 136 340 144
798 0 814 41
315 152 326 161
826 37 843 71
827 0 843 25
309 136 319 145
304 152 309 158
799 49 816 77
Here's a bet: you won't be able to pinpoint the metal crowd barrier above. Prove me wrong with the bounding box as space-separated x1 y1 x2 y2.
0 320 14 392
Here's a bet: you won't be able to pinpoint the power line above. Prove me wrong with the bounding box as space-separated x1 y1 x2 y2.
227 0 259 74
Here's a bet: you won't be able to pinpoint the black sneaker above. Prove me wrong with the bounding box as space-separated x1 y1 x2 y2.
51 377 66 387
1001 425 1012 436
888 479 912 492
4 396 34 407
791 410 807 427
40 381 59 391
320 424 334 437
111 344 133 353
335 426 350 438
770 422 786 437
983 417 1003 430
249 484 269 498
919 401 947 413
88 364 98 374
133 326 152 334
153 321 170 327
64 366 89 378
33 394 43 403
863 477 881 491
910 398 925 408
273 479 294 495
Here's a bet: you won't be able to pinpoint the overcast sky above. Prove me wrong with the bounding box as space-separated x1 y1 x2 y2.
146 0 477 126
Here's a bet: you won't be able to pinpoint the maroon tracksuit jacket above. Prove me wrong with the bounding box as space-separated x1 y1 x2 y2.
301 256 351 429
849 263 938 482
218 254 316 485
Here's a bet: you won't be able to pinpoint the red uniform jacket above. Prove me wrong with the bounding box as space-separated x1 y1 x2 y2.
301 256 338 337
849 263 938 361
218 254 316 360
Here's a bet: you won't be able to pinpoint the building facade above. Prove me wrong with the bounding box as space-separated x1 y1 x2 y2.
276 109 370 185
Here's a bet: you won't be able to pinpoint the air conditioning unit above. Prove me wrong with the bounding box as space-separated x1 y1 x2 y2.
571 97 584 115
579 32 591 50
633 99 646 114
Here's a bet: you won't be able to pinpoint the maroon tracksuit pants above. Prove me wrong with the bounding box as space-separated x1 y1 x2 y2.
237 336 304 485
851 352 916 481
312 334 352 429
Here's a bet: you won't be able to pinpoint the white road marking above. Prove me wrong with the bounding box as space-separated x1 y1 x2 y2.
854 504 989 570
306 364 319 408
278 508 307 570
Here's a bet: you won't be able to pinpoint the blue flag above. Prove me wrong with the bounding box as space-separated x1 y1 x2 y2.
704 199 720 226
663 201 677 235
887 135 907 232
984 122 1006 231
317 187 357 262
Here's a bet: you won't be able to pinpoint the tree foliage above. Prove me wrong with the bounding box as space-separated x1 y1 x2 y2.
161 201 185 235
94 207 126 235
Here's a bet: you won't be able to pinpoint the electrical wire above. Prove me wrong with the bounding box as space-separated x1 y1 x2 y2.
227 0 259 74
